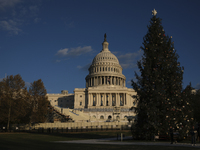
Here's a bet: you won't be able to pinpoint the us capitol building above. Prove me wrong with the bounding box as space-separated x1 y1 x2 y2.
47 34 137 122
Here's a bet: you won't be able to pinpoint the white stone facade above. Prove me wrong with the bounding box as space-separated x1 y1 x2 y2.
47 34 137 122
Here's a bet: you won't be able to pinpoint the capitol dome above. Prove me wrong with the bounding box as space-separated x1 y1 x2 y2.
85 34 126 88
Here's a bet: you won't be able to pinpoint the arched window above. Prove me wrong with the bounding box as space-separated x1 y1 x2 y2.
93 115 96 118
108 67 110 71
114 68 115 72
108 115 112 119
100 115 104 119
103 67 104 71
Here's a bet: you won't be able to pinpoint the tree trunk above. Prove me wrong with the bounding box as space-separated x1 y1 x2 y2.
7 101 11 131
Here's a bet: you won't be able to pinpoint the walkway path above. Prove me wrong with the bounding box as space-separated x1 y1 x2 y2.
55 136 200 148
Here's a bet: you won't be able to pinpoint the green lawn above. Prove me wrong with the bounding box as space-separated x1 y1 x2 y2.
0 131 198 150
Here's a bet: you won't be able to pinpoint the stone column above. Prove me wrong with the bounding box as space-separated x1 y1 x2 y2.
116 93 118 106
88 93 91 106
123 93 125 106
109 93 112 106
104 93 106 106
90 93 93 106
125 93 126 105
98 93 101 106
96 93 98 106
124 79 125 87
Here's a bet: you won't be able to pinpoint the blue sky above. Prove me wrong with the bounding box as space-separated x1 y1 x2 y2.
1 0 200 93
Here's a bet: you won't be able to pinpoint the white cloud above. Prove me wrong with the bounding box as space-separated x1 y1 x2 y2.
117 49 143 69
56 46 92 57
0 19 22 35
0 0 21 11
56 48 69 56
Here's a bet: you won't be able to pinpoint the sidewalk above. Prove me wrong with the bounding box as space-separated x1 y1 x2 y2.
55 136 200 148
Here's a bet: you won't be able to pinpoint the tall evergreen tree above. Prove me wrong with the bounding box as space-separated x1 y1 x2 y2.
132 9 193 139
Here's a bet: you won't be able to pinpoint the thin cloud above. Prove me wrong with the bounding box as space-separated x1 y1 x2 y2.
56 46 92 57
0 19 22 35
29 5 39 16
0 0 21 11
117 49 143 69
0 1 41 35
34 17 41 23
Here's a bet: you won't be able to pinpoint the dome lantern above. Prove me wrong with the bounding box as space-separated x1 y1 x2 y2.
101 33 109 52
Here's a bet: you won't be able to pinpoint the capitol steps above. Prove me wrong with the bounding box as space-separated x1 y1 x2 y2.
53 105 93 122
46 105 72 122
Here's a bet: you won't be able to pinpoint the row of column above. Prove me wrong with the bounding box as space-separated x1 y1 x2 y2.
90 66 120 74
86 76 125 87
87 93 126 107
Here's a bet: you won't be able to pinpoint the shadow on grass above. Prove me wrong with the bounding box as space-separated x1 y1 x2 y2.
0 132 198 150
27 130 132 141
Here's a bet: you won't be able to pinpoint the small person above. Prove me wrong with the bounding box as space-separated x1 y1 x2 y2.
196 123 200 143
169 126 173 144
190 126 197 146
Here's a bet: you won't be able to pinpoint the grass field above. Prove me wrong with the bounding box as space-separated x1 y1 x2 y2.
0 131 198 150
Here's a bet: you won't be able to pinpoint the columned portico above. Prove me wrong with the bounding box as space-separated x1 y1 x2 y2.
87 92 129 108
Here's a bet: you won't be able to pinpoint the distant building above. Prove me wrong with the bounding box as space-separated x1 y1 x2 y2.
47 34 137 122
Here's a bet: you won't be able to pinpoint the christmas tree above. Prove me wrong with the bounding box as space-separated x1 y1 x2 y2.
132 9 194 140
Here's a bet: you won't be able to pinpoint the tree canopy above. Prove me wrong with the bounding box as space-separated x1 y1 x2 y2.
0 74 49 129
